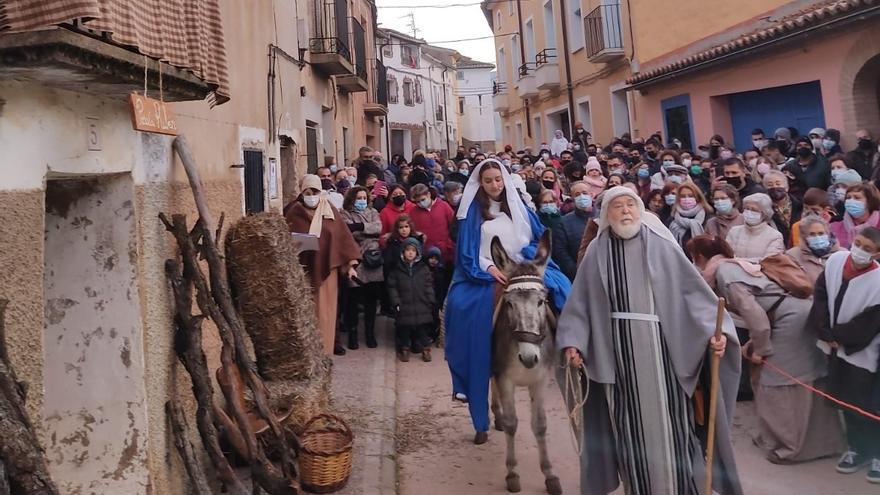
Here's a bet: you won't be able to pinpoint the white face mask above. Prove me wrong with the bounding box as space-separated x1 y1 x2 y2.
850 245 876 267
743 210 764 226
303 195 320 209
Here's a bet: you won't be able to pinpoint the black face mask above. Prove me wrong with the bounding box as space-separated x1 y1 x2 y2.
542 180 556 190
391 195 406 207
560 158 571 165
796 147 813 159
725 176 743 189
767 187 788 202
859 139 875 150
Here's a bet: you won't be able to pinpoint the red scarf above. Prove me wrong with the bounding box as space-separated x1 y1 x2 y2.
842 255 879 281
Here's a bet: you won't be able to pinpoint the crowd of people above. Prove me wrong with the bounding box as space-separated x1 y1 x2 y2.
284 125 880 486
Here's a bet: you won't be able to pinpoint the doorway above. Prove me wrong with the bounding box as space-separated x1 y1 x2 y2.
661 94 694 150
43 175 149 494
243 149 265 214
279 136 299 204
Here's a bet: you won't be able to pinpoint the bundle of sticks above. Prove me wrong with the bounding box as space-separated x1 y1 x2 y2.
161 136 300 495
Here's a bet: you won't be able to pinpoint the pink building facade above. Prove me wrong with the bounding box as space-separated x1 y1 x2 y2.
627 2 880 152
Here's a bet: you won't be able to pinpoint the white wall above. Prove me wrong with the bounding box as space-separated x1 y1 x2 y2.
457 66 497 144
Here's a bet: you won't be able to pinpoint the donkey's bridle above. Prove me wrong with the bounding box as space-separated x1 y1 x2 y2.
502 275 548 344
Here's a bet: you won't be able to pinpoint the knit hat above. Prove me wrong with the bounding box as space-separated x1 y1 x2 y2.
774 127 792 140
585 157 602 174
426 246 442 259
301 174 322 192
808 127 826 138
664 164 688 175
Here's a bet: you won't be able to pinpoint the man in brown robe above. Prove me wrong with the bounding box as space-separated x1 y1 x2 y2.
285 174 361 355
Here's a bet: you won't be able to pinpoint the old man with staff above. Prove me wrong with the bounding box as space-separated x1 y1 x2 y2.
556 186 743 495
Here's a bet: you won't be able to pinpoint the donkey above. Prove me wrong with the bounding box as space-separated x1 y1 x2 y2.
489 230 562 495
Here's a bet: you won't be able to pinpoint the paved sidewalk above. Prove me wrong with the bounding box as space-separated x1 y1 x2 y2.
329 316 398 495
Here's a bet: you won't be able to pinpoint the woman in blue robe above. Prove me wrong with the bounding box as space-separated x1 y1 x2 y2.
445 159 571 443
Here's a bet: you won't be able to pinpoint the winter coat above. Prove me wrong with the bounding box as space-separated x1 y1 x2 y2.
379 200 415 235
725 223 785 261
408 200 456 265
552 209 591 281
387 258 435 327
339 207 384 285
784 155 831 196
383 234 425 272
786 244 840 285
705 213 745 242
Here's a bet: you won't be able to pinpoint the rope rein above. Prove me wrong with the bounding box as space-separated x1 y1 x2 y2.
562 362 590 456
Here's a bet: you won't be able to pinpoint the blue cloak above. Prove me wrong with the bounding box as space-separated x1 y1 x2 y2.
444 200 571 432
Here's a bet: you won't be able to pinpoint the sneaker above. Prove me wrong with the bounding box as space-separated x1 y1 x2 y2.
867 459 880 484
453 392 468 403
837 451 870 474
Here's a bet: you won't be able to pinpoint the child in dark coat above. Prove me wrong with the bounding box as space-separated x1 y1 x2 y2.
425 246 446 344
387 238 435 362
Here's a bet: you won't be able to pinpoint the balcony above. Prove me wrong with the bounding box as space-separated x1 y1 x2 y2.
492 81 509 113
435 105 445 122
364 59 388 117
335 18 368 92
516 63 538 99
585 1 625 63
309 0 354 75
0 25 221 103
534 48 559 90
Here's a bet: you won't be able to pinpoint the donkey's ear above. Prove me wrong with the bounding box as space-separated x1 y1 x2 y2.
490 236 512 273
534 229 552 269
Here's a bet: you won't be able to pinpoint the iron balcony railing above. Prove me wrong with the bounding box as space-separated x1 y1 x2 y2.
492 81 507 95
309 0 351 61
351 17 367 80
436 105 444 122
535 47 557 67
518 62 536 78
370 59 388 105
584 1 624 60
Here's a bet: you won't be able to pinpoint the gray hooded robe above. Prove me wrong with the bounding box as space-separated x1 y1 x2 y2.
556 224 743 495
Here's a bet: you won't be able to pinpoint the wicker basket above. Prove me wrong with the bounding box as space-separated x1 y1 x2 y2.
299 413 354 493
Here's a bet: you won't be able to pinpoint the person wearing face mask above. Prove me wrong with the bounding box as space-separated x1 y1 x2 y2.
783 136 831 198
642 138 662 172
819 128 843 157
807 226 880 484
706 184 745 241
786 215 841 283
750 128 768 152
707 134 726 160
649 150 679 189
668 182 711 250
537 190 563 230
718 157 765 198
284 174 361 356
689 234 845 466
773 127 793 157
808 128 826 154
408 183 456 269
846 129 877 180
446 159 472 187
830 183 880 249
540 168 564 204
763 171 803 248
658 183 678 226
339 186 384 350
725 193 784 260
685 152 711 196
791 187 838 248
380 184 415 235
355 146 383 186
552 181 594 280
633 161 653 197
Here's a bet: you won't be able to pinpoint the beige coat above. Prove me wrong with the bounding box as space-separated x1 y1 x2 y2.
725 223 784 261
786 244 840 284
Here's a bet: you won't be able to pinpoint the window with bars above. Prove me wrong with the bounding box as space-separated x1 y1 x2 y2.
403 78 414 106
387 74 399 103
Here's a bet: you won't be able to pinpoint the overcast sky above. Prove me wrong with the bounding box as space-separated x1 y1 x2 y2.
375 0 498 64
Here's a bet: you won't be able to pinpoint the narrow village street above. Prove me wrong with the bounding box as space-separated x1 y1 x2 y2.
332 318 871 495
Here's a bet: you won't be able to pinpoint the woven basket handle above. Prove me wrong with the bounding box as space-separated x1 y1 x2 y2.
303 413 353 438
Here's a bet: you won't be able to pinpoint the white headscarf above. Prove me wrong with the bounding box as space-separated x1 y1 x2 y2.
597 186 676 243
457 158 533 249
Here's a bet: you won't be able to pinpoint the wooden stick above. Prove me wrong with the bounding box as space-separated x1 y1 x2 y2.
173 135 216 242
166 401 213 495
704 297 726 495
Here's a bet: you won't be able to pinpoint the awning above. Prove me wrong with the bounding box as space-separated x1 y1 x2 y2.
626 0 880 89
0 0 230 105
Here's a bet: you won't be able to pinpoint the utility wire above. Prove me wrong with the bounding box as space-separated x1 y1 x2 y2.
378 0 516 8
379 33 515 45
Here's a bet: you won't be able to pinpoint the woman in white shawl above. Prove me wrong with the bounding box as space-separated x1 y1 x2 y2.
550 129 570 157
444 159 570 444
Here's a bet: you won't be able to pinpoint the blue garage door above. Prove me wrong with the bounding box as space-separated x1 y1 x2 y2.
728 81 825 152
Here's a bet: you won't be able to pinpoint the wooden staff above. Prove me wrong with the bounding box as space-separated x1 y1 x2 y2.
704 297 726 495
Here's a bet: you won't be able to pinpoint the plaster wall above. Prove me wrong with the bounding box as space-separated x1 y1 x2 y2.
632 29 870 150
43 175 150 494
458 67 497 144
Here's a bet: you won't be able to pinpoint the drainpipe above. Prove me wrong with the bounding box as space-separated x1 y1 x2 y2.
442 66 451 158
558 0 576 139
515 0 531 139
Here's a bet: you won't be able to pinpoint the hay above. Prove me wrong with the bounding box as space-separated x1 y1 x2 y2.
395 403 441 455
225 213 324 381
